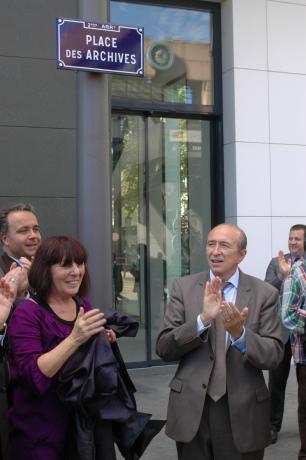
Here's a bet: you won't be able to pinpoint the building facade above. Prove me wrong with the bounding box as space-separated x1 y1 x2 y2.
1 0 306 365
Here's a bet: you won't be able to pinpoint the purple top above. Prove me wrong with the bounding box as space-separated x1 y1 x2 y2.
8 297 91 460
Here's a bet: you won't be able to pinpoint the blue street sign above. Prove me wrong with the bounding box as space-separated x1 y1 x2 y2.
56 17 144 76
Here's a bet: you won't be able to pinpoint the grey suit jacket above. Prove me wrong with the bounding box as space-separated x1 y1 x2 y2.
265 252 291 292
156 270 284 453
265 252 306 290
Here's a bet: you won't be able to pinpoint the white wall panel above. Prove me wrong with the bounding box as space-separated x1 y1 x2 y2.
232 0 267 70
226 216 272 279
224 142 237 218
236 142 271 216
224 142 271 218
269 0 306 5
269 72 306 145
267 1 306 73
270 144 306 215
234 69 269 143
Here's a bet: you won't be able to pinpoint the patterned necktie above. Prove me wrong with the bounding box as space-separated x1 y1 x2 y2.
207 282 231 402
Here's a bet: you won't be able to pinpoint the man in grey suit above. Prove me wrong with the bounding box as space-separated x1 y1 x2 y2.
265 224 306 443
156 223 284 460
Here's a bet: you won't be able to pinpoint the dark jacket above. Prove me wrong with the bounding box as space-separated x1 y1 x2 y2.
57 310 164 460
0 254 14 278
0 253 25 460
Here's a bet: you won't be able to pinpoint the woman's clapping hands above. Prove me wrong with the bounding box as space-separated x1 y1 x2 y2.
70 307 107 345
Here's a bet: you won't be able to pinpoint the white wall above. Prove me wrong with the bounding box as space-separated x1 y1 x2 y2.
221 0 306 279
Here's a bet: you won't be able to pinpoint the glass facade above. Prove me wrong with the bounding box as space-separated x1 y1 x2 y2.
110 0 221 365
111 2 214 107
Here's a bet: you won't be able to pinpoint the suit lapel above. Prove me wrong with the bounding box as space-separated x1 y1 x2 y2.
235 270 252 313
194 272 208 315
195 272 217 352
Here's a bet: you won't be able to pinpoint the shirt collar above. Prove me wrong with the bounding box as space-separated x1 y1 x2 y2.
291 252 306 262
209 268 240 289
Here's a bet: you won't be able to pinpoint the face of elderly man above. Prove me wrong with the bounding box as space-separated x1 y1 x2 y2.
206 224 247 281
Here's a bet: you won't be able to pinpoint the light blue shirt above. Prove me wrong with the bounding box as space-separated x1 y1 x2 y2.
197 268 246 352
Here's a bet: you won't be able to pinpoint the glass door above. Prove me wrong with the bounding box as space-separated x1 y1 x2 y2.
112 114 211 364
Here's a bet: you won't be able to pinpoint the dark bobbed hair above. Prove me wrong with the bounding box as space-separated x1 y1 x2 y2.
29 235 90 299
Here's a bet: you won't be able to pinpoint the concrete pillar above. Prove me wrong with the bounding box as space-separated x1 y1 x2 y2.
77 0 113 308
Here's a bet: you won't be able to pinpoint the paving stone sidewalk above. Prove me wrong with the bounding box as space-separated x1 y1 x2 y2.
117 363 300 460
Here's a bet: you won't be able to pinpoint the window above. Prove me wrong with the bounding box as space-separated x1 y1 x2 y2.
111 0 220 112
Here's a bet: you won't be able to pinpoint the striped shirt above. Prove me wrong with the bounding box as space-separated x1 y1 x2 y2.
281 259 306 363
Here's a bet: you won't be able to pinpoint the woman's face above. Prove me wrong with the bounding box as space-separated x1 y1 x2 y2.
49 260 85 298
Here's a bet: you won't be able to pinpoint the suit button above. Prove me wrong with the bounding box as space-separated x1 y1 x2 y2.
210 355 214 361
202 384 207 389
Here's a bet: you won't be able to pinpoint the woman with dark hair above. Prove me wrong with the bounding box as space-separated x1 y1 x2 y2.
7 236 115 459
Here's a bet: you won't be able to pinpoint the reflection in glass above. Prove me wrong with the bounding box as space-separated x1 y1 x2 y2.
111 2 213 106
112 114 211 364
147 117 211 358
112 115 146 362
